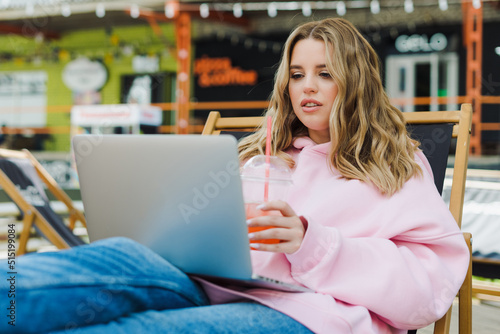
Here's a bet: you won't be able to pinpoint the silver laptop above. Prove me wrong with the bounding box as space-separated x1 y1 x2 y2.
73 134 310 293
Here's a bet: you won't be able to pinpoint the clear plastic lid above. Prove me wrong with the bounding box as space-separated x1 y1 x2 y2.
241 155 292 183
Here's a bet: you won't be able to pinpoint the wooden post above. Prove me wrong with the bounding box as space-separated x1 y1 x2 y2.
175 12 191 134
462 0 483 155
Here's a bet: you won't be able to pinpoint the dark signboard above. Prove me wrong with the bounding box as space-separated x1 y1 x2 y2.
193 35 283 118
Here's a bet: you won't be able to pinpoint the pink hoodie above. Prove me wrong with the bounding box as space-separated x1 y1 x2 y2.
196 137 470 333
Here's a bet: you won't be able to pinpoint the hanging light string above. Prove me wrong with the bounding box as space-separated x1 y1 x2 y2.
0 1 485 19
178 0 476 16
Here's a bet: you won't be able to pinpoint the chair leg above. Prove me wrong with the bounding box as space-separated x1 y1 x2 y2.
70 209 87 229
19 213 72 254
18 212 35 256
434 307 452 334
69 215 76 230
459 233 473 334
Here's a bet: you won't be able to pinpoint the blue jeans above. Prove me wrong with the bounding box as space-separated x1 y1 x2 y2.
1 237 312 334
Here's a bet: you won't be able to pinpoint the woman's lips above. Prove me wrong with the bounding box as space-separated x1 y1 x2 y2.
301 99 322 113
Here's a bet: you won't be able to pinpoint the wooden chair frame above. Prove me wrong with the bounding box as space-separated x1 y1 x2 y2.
0 148 86 255
202 103 473 334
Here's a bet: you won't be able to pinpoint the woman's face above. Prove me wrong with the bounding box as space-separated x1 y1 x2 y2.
288 38 338 144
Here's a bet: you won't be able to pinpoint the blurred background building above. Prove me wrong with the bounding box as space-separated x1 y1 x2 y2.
0 0 499 156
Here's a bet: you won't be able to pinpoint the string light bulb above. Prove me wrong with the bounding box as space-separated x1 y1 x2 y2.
200 3 209 18
336 1 346 16
404 0 414 13
165 2 176 18
267 3 277 17
370 0 380 14
438 0 448 11
233 3 243 18
96 3 105 18
302 2 312 17
61 3 71 17
130 4 139 18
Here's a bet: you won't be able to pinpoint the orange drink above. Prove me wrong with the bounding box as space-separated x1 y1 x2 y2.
246 202 280 245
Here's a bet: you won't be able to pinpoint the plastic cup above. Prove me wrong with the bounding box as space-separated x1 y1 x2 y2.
241 155 292 246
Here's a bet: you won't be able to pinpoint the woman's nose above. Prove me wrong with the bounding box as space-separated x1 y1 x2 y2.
303 75 318 93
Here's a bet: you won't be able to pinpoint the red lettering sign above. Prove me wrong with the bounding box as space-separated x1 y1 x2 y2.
194 56 258 87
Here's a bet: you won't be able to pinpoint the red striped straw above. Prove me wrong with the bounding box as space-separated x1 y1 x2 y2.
264 116 272 202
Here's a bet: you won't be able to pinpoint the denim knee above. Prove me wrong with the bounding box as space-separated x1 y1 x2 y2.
92 236 143 251
91 237 182 275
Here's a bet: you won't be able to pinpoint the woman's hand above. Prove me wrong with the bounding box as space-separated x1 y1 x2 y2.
247 200 305 254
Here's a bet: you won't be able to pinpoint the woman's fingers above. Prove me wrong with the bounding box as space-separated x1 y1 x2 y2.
249 235 303 254
247 214 287 228
256 200 297 217
247 215 304 254
246 200 299 228
245 200 305 253
248 225 303 242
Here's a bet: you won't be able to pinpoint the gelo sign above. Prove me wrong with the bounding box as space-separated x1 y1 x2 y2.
395 33 447 53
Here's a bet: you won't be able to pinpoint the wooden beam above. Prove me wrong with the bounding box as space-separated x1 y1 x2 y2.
175 13 191 134
462 0 483 155
0 23 60 39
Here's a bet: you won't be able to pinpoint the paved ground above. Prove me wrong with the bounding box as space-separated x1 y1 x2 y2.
419 299 500 334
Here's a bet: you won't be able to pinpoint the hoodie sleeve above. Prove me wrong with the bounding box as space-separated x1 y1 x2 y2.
285 154 470 330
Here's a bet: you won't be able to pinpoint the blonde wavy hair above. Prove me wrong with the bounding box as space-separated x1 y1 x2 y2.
239 18 421 195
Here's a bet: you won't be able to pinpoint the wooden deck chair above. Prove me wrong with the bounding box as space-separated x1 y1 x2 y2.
0 148 87 255
202 103 473 334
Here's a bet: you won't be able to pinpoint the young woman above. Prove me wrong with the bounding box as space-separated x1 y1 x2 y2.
2 18 469 334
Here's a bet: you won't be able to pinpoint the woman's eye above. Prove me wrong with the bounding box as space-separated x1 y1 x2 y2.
290 73 303 79
320 72 331 78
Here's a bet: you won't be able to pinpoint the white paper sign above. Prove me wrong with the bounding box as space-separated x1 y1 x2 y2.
0 71 47 127
71 104 162 127
132 55 160 73
62 58 108 92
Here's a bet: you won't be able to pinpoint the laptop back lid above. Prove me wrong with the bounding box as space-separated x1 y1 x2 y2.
73 134 252 280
